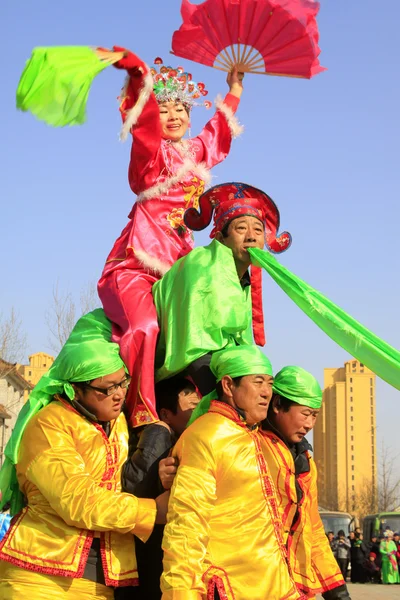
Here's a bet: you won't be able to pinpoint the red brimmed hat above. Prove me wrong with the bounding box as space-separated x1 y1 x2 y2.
184 182 292 346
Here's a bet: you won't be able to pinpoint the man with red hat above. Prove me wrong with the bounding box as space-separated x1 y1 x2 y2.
152 181 291 392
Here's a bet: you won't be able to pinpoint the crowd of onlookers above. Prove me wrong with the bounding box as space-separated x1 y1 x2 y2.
327 528 400 584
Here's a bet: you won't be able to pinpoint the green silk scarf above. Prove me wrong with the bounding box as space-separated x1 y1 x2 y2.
153 239 253 382
273 366 322 409
16 46 112 127
188 345 273 425
249 248 400 391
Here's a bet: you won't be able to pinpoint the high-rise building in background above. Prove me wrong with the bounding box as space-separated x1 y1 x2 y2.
18 352 54 387
314 359 377 516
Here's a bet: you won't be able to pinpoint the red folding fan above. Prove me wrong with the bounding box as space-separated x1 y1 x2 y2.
172 0 326 79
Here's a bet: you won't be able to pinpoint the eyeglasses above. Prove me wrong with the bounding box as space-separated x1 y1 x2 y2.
84 376 131 397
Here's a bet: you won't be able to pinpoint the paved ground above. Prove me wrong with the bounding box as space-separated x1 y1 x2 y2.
317 583 400 599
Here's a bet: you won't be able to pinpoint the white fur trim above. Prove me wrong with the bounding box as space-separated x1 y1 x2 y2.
215 94 244 139
194 161 212 188
120 70 154 142
137 159 211 202
134 249 171 276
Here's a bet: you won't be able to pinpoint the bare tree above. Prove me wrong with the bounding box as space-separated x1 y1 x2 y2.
352 478 378 523
0 308 27 376
46 281 100 354
378 443 400 512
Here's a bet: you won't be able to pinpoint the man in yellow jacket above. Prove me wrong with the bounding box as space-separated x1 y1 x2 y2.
261 366 351 600
0 309 169 599
161 345 305 600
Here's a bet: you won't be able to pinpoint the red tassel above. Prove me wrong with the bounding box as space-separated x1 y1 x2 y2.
250 265 266 346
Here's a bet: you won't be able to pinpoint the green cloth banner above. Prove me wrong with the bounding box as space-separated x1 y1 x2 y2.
248 248 400 391
16 46 109 127
153 240 253 382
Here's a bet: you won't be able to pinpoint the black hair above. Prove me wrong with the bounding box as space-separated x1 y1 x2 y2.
155 376 196 415
267 393 297 419
337 530 345 537
216 376 243 400
220 221 231 238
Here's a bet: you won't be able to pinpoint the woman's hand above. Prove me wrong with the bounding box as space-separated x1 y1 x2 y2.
227 67 244 99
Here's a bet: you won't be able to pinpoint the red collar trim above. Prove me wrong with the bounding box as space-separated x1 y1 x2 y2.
208 400 258 431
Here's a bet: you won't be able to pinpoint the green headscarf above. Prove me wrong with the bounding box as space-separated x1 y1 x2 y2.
188 345 273 425
210 345 273 382
0 308 125 514
272 366 322 409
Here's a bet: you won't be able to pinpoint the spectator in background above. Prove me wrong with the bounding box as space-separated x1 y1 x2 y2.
393 533 400 569
327 531 336 553
351 532 368 583
368 535 382 570
348 530 355 554
335 530 351 581
380 530 400 584
364 552 381 584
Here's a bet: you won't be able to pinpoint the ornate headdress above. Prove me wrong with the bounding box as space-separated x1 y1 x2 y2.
184 182 291 253
150 57 211 109
184 182 292 347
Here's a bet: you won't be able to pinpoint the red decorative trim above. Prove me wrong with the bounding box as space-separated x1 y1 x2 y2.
208 400 247 427
251 432 300 597
0 530 92 579
207 575 229 600
0 509 91 571
100 531 139 587
264 433 296 525
202 566 235 600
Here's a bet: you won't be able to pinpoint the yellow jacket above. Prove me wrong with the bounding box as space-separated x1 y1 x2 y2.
260 431 344 597
0 399 156 587
161 401 302 600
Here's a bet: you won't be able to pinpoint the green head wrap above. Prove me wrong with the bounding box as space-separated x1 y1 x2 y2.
272 366 322 409
0 308 125 514
188 345 273 426
210 345 273 382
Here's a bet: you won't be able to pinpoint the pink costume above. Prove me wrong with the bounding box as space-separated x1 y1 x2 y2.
98 51 242 426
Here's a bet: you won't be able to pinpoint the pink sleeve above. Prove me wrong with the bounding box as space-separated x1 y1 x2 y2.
194 93 241 169
118 60 164 195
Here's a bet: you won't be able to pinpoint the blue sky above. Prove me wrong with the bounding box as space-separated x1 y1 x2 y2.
2 1 399 467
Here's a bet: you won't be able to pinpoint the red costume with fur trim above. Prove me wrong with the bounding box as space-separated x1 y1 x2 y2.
98 50 242 426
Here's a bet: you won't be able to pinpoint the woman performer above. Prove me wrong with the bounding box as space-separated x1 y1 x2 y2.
380 530 400 584
0 309 169 599
98 48 244 427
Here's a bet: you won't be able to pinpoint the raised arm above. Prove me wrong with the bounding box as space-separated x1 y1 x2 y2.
113 46 163 194
161 430 216 599
195 68 244 168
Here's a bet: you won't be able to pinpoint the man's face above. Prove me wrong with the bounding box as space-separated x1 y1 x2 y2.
272 400 320 444
75 367 128 422
163 390 200 437
328 532 334 542
222 373 274 426
216 216 264 273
